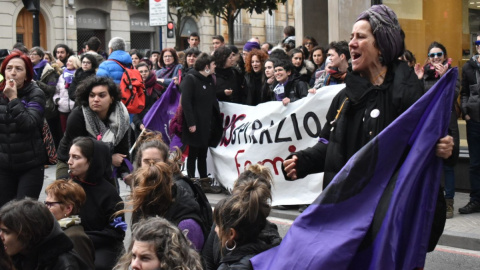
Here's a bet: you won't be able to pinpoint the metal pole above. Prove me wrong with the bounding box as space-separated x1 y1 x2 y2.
32 10 40 46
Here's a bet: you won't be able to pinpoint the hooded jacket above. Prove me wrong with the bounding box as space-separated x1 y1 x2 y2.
73 138 125 268
12 218 91 270
96 50 132 84
35 60 60 119
0 82 46 171
203 221 282 270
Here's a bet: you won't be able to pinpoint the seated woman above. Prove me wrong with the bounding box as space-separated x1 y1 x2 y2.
213 174 280 270
56 76 130 186
0 199 90 269
202 164 281 270
117 161 206 251
113 217 202 270
45 179 95 269
68 137 126 270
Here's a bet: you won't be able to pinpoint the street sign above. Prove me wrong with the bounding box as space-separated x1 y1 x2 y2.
149 0 168 26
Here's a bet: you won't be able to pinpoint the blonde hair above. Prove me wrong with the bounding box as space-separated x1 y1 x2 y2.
68 55 81 69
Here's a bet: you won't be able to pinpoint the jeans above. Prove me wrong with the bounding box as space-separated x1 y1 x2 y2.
187 146 208 178
444 164 455 199
466 120 480 202
0 165 45 207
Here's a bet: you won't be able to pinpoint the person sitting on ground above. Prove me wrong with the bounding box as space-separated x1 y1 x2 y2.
0 199 91 269
68 137 126 270
56 76 130 186
116 161 207 251
202 164 282 270
45 179 95 269
113 217 203 270
213 173 280 270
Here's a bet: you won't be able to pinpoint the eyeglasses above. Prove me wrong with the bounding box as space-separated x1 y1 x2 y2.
29 53 38 56
163 55 174 58
44 201 62 208
82 61 92 64
428 52 444 58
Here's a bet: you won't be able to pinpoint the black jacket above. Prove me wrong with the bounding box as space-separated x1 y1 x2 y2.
461 55 480 121
181 70 222 148
0 82 46 171
73 139 125 270
244 72 271 106
12 220 91 270
272 77 309 102
68 68 96 102
284 61 422 187
202 221 281 270
215 67 245 103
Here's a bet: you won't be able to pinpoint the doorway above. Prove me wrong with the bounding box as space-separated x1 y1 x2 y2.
16 8 47 50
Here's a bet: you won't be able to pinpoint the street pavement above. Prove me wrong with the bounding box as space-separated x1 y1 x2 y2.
41 165 480 252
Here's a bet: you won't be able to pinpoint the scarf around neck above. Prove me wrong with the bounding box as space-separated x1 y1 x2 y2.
83 101 129 148
58 215 82 229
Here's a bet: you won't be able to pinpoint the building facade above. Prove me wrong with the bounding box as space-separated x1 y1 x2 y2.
0 0 295 54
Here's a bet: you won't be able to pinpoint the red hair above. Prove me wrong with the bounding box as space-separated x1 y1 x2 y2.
0 51 34 91
245 49 268 74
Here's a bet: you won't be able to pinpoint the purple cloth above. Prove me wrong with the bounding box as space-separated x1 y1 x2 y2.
143 81 181 147
251 68 457 269
243 41 260 52
178 219 204 251
356 5 403 66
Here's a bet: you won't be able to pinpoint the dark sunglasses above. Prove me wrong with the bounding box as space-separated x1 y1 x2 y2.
475 40 480 46
428 52 444 58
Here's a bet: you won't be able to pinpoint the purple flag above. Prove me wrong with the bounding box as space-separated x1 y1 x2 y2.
251 68 458 270
143 81 181 149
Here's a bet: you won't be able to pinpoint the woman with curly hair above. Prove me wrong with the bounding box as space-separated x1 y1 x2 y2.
155 48 183 87
114 217 203 270
244 49 270 105
56 76 130 185
116 161 207 251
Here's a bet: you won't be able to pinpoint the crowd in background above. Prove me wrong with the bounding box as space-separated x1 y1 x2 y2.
0 2 473 269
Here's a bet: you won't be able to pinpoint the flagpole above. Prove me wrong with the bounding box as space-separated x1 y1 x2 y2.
129 128 146 155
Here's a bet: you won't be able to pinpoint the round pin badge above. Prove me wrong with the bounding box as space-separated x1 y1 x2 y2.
203 85 206 89
370 109 380 118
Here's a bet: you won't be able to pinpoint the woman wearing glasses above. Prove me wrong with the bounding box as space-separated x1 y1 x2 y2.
45 179 95 269
302 36 318 61
155 48 182 87
415 41 460 220
68 54 98 102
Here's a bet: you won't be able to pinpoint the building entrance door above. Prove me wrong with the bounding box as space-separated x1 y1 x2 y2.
16 8 47 50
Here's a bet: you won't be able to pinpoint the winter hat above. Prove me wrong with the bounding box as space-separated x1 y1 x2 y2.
243 41 261 53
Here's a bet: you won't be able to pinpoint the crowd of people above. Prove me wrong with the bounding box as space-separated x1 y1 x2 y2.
0 3 471 269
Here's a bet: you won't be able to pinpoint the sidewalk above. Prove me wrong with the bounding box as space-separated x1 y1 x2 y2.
205 191 480 251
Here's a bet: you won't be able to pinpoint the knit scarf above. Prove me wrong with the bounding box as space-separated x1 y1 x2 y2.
63 68 76 85
58 215 82 229
158 64 176 79
33 59 48 81
83 102 129 148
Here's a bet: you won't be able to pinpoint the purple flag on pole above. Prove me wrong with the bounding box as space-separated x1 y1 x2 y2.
143 81 181 149
251 68 458 270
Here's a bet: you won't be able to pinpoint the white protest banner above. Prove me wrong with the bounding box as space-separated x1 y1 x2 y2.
149 0 168 26
209 84 344 205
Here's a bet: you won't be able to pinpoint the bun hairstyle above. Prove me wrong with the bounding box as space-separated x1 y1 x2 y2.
234 164 274 191
116 161 174 222
214 177 272 249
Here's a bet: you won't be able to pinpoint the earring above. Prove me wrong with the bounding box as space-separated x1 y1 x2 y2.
205 68 210 74
225 239 236 251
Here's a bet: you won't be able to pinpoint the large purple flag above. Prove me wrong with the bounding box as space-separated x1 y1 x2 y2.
251 68 458 270
143 81 181 149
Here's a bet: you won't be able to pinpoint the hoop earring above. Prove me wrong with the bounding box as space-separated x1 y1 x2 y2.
225 239 236 251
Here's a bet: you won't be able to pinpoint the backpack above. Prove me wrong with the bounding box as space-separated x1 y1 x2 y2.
109 59 146 114
179 176 213 240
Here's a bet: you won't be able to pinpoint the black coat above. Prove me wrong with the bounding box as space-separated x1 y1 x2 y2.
12 221 91 270
0 82 46 171
272 77 309 102
181 70 222 148
202 221 282 270
215 67 245 103
73 139 125 270
461 56 480 121
285 61 422 187
244 72 270 106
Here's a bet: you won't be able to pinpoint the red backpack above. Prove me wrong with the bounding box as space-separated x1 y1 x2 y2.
109 59 146 114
